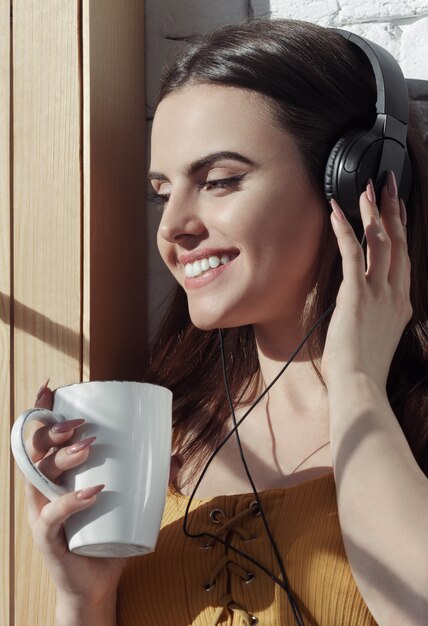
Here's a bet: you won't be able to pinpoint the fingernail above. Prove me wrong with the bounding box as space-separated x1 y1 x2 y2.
36 378 50 401
67 436 96 454
330 198 347 222
366 179 376 204
51 418 85 433
399 198 407 226
387 170 398 199
76 484 105 500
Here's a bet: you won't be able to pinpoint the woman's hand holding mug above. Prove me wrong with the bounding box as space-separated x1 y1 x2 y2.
14 379 175 625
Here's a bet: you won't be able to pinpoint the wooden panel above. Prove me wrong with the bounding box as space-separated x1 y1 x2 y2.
0 2 11 624
8 2 146 623
13 2 81 624
82 0 146 381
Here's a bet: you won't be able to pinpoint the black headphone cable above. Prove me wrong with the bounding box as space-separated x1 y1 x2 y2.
182 301 336 626
218 327 305 626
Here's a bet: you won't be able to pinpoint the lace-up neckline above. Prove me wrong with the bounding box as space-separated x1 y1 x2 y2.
117 469 377 626
175 472 334 626
202 499 262 625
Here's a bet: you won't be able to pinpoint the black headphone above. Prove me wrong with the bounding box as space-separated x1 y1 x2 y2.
324 29 412 229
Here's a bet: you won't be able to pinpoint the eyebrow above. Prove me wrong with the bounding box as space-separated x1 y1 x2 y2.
147 151 254 181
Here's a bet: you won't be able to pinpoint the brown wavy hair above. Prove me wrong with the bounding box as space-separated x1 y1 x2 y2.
144 19 428 483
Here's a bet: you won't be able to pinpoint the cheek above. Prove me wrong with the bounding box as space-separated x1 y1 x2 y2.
243 200 324 276
235 200 305 253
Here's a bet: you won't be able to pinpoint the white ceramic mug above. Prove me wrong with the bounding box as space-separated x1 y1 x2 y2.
11 381 172 558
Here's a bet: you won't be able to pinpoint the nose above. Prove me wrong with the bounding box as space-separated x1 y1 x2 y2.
158 193 207 243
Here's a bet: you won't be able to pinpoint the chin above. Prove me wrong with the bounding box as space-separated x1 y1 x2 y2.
188 308 249 332
186 287 260 329
188 305 224 331
190 317 221 332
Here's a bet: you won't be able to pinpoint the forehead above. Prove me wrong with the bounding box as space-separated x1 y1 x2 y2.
150 84 299 171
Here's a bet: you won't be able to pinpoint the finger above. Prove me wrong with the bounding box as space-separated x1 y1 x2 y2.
35 486 104 553
37 436 96 481
378 172 410 288
40 485 104 530
27 379 55 459
330 198 365 288
25 419 86 463
360 181 391 289
24 437 95 528
35 378 53 409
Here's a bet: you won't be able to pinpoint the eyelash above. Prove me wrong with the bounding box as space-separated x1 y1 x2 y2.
197 174 246 192
148 174 246 210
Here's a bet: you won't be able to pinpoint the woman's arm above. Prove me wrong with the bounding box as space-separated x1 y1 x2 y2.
324 175 428 626
55 591 118 626
328 374 428 626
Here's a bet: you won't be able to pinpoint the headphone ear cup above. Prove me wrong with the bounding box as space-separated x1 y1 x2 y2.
325 130 372 232
325 126 411 231
324 135 348 201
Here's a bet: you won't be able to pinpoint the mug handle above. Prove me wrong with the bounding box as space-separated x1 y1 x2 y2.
11 408 69 501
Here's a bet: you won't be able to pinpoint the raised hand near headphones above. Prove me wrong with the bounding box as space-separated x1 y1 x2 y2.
321 170 412 393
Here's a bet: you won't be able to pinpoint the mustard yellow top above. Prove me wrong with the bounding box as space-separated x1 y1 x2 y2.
117 472 377 625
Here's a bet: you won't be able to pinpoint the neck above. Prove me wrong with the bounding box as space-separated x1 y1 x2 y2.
251 320 326 422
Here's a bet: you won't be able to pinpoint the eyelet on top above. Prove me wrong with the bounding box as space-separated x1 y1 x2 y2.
204 581 216 591
249 616 259 625
210 508 225 523
249 500 261 516
243 572 256 584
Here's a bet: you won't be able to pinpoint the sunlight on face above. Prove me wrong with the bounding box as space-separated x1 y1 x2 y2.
150 84 326 332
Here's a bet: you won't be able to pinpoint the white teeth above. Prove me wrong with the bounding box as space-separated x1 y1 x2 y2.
184 253 235 278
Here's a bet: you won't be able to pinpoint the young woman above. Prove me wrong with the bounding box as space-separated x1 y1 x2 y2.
26 19 427 626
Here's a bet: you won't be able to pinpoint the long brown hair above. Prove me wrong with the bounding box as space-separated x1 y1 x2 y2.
144 19 428 482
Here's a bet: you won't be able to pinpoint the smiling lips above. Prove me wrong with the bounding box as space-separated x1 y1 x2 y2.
183 252 239 279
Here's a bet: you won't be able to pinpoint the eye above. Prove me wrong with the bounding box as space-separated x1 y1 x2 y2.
200 173 246 192
147 187 170 211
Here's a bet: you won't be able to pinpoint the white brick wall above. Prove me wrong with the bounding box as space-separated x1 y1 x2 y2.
145 0 428 338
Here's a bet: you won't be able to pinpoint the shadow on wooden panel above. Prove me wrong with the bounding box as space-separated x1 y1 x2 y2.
1 292 146 382
0 291 87 360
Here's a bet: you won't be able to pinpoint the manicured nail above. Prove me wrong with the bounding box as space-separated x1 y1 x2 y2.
399 198 407 226
51 418 85 433
366 179 376 204
67 436 96 454
387 170 398 199
330 198 347 222
36 378 50 401
76 484 105 500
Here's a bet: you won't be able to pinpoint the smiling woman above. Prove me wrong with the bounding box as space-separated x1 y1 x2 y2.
22 17 428 626
150 85 325 331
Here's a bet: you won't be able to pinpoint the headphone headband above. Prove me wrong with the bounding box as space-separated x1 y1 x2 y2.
325 29 412 230
333 29 409 125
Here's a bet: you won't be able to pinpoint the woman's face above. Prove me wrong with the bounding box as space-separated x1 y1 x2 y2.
150 84 326 331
